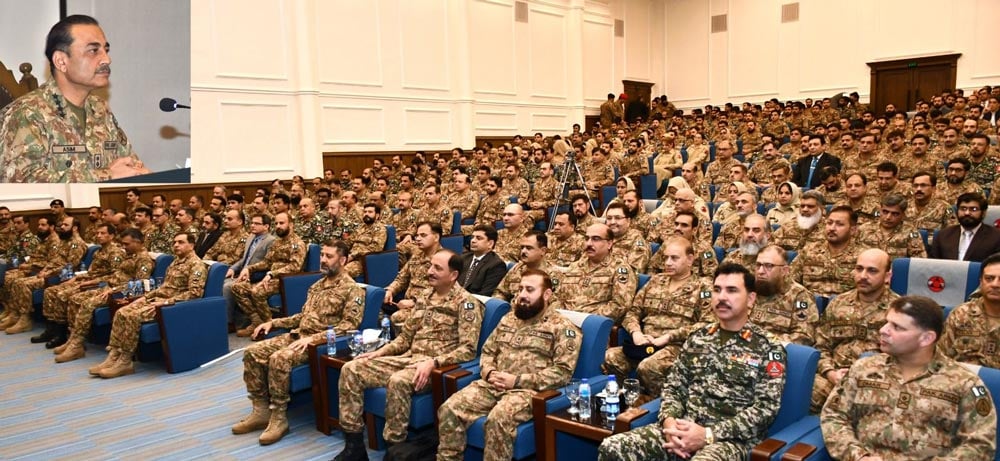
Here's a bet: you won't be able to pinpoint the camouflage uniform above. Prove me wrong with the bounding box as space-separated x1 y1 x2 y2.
344 222 387 278
574 214 596 236
7 234 87 317
812 287 900 410
554 255 636 323
0 82 141 182
463 194 508 235
42 242 124 324
931 144 969 164
231 233 307 326
146 224 178 254
821 352 996 460
906 197 956 235
704 158 739 185
938 180 983 208
856 222 927 259
581 160 615 195
3 232 57 302
204 229 248 265
897 154 942 182
4 229 40 262
0 223 14 254
630 211 661 243
387 250 436 325
715 215 745 250
436 306 582 461
294 214 333 246
108 252 207 356
649 239 719 278
747 158 785 185
720 249 757 272
243 271 364 408
790 240 861 297
525 176 558 223
391 208 420 241
751 281 818 346
611 227 651 274
544 233 584 268
842 153 884 181
66 251 155 342
619 152 649 179
940 298 1000 368
338 284 483 443
445 189 479 223
495 226 528 263
604 274 714 394
815 185 845 205
501 177 531 205
835 196 881 226
598 323 786 461
493 261 562 302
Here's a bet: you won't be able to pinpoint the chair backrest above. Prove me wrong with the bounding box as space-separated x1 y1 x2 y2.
280 272 324 317
555 309 613 379
600 185 618 211
203 262 228 298
451 211 462 235
363 250 399 288
384 225 397 251
642 199 661 213
152 253 174 280
0 60 38 110
768 343 819 435
473 294 511 354
890 257 981 308
985 205 1000 228
303 243 321 272
359 283 385 330
441 235 464 254
637 273 651 292
81 244 100 269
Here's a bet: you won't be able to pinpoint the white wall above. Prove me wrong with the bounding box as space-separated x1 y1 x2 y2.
190 0 664 183
663 0 1000 109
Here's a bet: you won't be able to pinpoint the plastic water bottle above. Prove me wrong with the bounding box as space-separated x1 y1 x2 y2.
79 261 87 272
380 317 392 347
11 256 19 268
326 326 337 357
148 277 156 292
579 378 592 420
604 376 620 427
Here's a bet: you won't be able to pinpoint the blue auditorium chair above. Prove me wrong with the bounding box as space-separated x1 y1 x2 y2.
362 250 399 288
890 257 981 309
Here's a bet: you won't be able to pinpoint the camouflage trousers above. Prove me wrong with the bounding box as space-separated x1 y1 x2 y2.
603 345 681 396
231 278 279 325
338 355 427 443
436 380 533 461
9 274 47 316
0 269 31 305
42 279 87 323
68 287 113 339
108 298 158 355
598 424 747 461
811 374 834 413
243 333 309 407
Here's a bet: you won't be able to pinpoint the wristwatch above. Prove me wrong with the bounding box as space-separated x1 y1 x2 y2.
704 427 715 445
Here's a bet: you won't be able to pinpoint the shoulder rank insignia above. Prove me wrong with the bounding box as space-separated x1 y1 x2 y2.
795 300 808 309
973 385 989 397
909 232 919 238
703 251 713 259
194 270 203 277
739 329 753 341
292 244 300 250
635 240 645 247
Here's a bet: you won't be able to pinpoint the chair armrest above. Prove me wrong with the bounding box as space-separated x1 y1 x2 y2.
613 406 650 434
155 297 229 373
782 443 817 461
750 439 788 461
444 368 475 401
431 364 462 411
532 389 562 457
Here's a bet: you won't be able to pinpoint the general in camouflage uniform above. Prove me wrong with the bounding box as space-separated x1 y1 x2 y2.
856 212 927 260
40 225 124 346
821 296 996 460
525 166 558 223
232 213 307 331
812 249 900 411
233 241 365 445
293 200 333 246
599 264 785 461
146 221 178 254
437 270 581 461
751 245 819 346
333 250 483 458
553 224 636 323
0 16 146 182
4 218 87 334
94 233 207 379
605 239 714 394
56 228 154 364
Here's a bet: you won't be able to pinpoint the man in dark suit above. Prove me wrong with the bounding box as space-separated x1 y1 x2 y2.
195 212 224 258
983 97 999 126
929 192 1000 262
460 224 508 296
792 136 842 189
225 214 276 328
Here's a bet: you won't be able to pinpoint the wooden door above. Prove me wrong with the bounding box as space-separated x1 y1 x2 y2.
913 64 952 105
867 54 960 115
875 68 912 113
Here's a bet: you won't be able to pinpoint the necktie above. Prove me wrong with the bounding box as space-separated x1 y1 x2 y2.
463 257 481 287
958 230 974 260
805 156 819 188
243 235 261 267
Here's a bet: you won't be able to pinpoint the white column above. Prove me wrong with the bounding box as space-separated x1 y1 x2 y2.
449 0 475 148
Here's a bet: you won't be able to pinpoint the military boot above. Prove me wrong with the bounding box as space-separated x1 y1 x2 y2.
55 337 86 363
332 432 369 461
258 406 289 445
46 323 69 349
89 349 120 375
30 321 56 343
0 313 18 330
6 315 33 334
98 351 135 379
231 399 271 434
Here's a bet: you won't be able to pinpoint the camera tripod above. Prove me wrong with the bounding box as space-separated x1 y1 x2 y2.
548 150 596 231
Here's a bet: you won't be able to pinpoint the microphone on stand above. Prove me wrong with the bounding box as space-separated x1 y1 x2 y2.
159 97 191 112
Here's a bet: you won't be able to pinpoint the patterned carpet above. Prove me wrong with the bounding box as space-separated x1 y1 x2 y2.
0 325 385 461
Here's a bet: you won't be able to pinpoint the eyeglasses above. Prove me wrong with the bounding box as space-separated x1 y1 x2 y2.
755 262 786 271
586 236 609 242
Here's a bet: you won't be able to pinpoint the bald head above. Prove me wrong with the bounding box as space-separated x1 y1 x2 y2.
502 203 525 229
858 248 892 272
